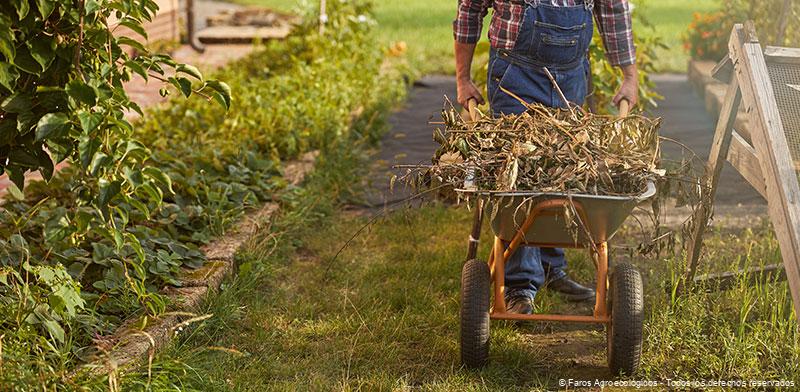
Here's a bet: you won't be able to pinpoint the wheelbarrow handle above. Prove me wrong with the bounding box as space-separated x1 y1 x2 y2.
618 98 630 118
467 98 481 122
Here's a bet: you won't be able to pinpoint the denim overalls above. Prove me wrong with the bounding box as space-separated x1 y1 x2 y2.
487 0 594 301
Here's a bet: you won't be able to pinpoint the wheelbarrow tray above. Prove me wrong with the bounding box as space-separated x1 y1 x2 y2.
458 181 656 246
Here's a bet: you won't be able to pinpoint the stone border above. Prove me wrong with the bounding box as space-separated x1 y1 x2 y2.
687 59 752 140
76 151 319 377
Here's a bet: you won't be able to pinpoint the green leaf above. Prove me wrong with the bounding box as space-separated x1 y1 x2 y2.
8 148 40 168
42 319 65 343
36 112 71 141
0 63 19 90
85 0 101 15
143 166 174 195
36 0 55 19
119 18 148 39
97 179 121 206
11 0 30 21
205 80 232 109
2 93 33 113
27 39 55 71
78 136 100 170
117 36 146 53
0 15 15 61
176 64 203 80
125 60 148 81
66 80 97 106
14 46 44 75
6 182 24 200
36 147 54 180
78 111 103 133
6 166 25 190
89 152 112 176
169 76 192 98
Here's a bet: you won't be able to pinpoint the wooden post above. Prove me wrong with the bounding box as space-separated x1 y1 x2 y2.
683 66 742 285
729 23 800 321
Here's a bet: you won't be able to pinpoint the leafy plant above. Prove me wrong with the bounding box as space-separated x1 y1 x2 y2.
684 0 800 61
683 11 732 61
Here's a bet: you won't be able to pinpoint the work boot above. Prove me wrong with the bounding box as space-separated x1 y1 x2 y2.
506 296 533 315
547 275 596 302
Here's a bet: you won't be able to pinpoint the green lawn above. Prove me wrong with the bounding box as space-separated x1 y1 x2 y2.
108 202 800 390
233 0 718 73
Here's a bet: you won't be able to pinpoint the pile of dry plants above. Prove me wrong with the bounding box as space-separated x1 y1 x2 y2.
404 101 664 197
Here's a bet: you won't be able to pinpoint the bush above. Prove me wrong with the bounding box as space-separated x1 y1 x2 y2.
684 0 800 62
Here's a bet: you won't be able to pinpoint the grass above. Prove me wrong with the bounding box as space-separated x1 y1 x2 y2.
232 0 719 74
106 197 800 389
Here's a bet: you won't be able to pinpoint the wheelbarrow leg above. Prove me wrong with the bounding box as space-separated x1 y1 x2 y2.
466 198 484 261
593 242 609 318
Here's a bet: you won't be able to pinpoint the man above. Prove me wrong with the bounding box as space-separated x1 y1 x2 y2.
454 0 639 314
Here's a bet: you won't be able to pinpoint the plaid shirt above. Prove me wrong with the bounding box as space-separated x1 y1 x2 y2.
454 0 636 66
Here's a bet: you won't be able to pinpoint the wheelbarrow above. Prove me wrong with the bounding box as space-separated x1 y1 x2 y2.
457 99 655 375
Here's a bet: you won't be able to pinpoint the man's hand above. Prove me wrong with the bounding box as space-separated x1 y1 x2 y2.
457 78 485 107
613 64 639 108
454 42 484 108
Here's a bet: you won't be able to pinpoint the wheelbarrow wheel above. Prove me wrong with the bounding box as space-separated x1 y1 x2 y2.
460 259 491 368
607 263 643 376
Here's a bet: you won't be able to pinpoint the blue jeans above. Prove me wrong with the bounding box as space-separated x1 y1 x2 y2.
486 0 592 300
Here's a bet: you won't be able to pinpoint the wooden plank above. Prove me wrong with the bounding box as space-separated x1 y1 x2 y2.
196 25 292 44
765 46 800 65
727 131 767 198
684 71 742 285
691 264 786 293
729 23 800 322
712 55 734 84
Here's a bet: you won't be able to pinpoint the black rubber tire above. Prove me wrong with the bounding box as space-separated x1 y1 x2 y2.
607 263 644 376
460 259 491 368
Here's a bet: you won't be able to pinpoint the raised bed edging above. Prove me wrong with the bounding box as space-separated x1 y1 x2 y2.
77 151 319 378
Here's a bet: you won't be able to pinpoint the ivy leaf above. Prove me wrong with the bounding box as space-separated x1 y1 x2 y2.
97 179 121 206
0 15 15 61
0 63 19 90
2 92 33 113
6 165 25 190
36 146 54 180
66 80 97 106
85 0 101 15
36 112 71 141
78 136 100 170
14 46 44 75
8 148 40 168
176 64 202 80
36 0 55 19
78 111 103 133
27 39 55 71
89 152 112 176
